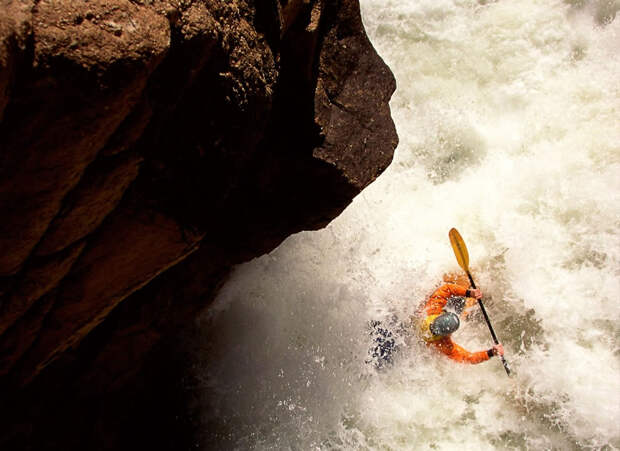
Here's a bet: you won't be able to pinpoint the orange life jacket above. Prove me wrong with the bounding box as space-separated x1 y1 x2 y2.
420 283 490 364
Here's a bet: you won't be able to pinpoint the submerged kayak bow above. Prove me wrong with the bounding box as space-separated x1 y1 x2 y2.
449 228 511 376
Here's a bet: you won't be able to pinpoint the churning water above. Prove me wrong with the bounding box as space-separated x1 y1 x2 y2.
197 0 620 449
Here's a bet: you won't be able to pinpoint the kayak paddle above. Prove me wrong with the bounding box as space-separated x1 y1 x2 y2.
449 228 511 376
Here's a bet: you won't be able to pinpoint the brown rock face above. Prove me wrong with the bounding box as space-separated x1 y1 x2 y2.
0 0 397 449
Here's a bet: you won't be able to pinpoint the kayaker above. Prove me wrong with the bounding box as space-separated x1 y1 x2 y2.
418 283 504 363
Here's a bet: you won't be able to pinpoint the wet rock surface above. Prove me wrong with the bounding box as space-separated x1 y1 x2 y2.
0 0 397 448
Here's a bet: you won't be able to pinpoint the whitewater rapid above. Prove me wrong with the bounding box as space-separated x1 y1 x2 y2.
197 0 620 449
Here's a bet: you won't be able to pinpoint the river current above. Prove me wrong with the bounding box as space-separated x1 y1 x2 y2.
197 1 620 449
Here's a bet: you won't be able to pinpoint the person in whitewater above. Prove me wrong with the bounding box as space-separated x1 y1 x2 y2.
418 280 504 363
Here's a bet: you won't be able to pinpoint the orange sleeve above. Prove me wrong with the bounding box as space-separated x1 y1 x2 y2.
424 284 469 315
432 337 490 364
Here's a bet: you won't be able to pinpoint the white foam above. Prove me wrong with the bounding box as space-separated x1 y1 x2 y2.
198 0 620 448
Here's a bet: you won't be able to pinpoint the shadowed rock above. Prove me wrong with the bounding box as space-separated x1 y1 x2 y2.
0 0 398 448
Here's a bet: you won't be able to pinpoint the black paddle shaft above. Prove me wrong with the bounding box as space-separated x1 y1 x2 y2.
467 273 511 375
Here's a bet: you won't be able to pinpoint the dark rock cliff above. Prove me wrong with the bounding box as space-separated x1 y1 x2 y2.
0 0 397 448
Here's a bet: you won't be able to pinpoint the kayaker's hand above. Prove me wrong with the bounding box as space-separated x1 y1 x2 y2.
491 343 504 356
467 288 482 300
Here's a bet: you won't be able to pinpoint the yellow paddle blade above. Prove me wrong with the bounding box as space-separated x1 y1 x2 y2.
449 228 470 272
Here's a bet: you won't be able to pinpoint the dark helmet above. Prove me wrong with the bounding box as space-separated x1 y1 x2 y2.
429 312 460 336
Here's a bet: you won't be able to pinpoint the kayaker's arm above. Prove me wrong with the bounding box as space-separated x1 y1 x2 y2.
435 338 491 364
433 339 504 364
425 284 470 315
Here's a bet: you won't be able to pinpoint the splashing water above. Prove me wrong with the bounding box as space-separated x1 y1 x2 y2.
197 0 620 449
